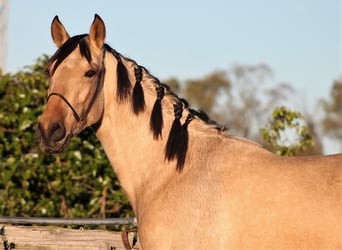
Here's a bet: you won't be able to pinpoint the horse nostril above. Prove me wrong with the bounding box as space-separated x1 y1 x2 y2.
49 122 66 142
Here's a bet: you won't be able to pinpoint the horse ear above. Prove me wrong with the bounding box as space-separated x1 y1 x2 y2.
51 16 70 48
89 14 106 50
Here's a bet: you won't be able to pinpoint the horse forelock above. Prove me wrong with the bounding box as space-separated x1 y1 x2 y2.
48 34 91 76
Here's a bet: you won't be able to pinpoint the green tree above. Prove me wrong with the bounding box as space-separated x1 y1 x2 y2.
261 106 315 156
220 64 300 142
0 56 132 224
165 64 321 155
183 71 231 113
167 64 295 141
321 78 342 144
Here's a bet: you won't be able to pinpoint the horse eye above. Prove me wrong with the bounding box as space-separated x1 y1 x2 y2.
84 70 97 78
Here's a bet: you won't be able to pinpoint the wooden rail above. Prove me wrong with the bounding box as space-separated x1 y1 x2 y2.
0 217 139 250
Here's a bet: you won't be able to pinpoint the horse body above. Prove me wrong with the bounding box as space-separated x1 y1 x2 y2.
99 110 342 249
37 15 342 249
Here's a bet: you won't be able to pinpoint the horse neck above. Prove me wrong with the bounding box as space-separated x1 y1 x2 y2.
95 51 176 212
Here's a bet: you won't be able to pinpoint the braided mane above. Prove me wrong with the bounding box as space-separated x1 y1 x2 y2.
102 44 227 171
48 35 226 171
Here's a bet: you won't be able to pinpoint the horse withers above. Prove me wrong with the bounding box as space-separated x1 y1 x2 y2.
37 14 342 249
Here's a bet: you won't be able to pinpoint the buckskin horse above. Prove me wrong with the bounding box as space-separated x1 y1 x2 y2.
36 15 342 249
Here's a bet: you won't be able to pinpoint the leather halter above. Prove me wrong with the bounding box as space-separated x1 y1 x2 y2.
46 92 82 121
46 50 106 123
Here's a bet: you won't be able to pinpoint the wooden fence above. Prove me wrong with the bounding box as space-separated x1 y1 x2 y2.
0 216 139 250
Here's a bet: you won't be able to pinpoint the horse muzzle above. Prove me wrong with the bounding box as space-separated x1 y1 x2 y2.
36 121 71 153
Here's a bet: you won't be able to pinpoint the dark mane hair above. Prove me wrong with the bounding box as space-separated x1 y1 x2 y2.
48 34 91 75
101 44 227 171
48 37 227 171
103 44 132 102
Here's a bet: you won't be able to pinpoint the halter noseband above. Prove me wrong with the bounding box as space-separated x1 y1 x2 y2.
46 50 106 123
47 92 82 122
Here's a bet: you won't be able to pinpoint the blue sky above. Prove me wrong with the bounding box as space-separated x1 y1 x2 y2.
5 0 342 152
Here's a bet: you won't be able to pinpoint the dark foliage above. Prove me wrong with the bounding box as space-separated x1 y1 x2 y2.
0 56 133 227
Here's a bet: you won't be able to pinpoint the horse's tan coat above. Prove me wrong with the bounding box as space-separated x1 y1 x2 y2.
37 15 342 249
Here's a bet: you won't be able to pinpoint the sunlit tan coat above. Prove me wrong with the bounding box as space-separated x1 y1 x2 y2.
37 15 342 249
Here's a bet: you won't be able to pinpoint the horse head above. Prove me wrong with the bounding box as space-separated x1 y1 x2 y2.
37 15 106 153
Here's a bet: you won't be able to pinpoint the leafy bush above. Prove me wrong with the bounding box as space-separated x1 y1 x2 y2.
0 56 132 222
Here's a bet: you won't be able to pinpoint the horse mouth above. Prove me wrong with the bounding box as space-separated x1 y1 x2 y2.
39 133 73 154
43 144 66 154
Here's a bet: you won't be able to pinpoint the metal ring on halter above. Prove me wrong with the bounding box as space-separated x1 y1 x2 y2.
46 92 81 122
